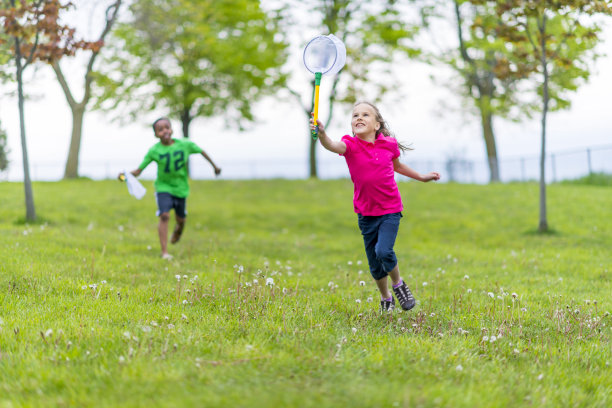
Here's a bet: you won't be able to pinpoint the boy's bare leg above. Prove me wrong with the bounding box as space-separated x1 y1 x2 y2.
159 212 170 256
171 216 185 244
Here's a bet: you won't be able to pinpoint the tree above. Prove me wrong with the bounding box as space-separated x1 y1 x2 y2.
52 0 122 179
94 0 288 140
283 0 421 178
0 119 9 172
0 0 97 221
489 0 612 232
425 0 537 183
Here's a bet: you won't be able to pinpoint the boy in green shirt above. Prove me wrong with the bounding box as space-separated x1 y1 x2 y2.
125 117 221 259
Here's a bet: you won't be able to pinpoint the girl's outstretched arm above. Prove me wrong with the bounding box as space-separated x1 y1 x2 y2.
310 117 346 154
393 158 440 182
200 150 222 176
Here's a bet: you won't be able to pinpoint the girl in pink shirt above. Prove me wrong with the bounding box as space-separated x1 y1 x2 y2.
311 102 440 312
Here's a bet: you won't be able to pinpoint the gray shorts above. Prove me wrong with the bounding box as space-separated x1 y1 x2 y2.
155 192 187 218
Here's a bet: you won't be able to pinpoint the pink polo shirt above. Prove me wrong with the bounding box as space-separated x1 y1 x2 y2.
341 134 403 216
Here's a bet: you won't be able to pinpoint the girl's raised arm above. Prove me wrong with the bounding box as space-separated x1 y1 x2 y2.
310 118 346 155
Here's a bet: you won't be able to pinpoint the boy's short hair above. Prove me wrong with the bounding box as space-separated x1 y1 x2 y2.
152 117 170 133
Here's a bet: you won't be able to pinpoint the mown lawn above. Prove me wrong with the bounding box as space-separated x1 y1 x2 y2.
0 179 610 407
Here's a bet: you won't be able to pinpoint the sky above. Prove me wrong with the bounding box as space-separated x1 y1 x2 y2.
1 2 611 182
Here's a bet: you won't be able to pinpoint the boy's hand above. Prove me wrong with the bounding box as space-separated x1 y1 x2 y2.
118 172 126 182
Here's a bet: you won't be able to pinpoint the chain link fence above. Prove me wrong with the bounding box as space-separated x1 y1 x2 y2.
2 145 611 183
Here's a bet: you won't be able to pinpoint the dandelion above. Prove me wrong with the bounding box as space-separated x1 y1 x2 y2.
81 285 87 290
89 284 97 290
422 282 428 287
167 324 175 329
348 261 353 265
490 335 497 343
44 329 53 338
467 288 472 293
512 293 518 299
328 281 334 287
430 313 436 317
175 275 181 281
482 336 489 342
355 299 361 304
123 331 131 340
456 364 463 371
367 297 373 303
150 321 158 327
181 314 188 320
245 344 254 351
118 356 126 363
253 279 258 285
118 225 124 232
488 292 495 299
357 260 362 265
463 275 469 280
585 299 590 305
351 327 357 334
182 275 188 279
265 277 274 286
513 348 520 355
147 245 152 250
537 374 544 381
141 326 152 333
359 281 366 286
282 288 288 294
521 307 527 312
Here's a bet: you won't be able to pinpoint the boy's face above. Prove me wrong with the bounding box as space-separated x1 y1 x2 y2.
154 119 173 144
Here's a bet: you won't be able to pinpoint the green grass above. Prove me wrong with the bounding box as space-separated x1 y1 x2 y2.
0 179 610 407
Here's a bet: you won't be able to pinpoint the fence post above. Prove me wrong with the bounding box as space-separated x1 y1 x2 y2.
587 149 592 175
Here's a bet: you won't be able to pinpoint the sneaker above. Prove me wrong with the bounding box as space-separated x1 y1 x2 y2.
380 297 395 312
393 281 416 311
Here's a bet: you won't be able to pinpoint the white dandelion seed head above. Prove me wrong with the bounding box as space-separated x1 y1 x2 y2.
488 292 495 298
355 299 361 304
537 374 544 381
467 288 472 293
44 329 53 337
359 281 366 286
182 299 188 305
348 261 353 265
175 275 181 281
456 364 463 371
367 297 373 303
265 277 274 286
463 275 469 280
252 279 258 285
141 326 152 333
422 282 428 287
512 293 518 299
351 327 357 334
482 336 489 342
490 335 497 342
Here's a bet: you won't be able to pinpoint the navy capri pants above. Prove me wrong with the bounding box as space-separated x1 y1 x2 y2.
357 212 402 280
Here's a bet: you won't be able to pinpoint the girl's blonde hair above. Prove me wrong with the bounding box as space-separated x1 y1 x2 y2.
354 101 412 152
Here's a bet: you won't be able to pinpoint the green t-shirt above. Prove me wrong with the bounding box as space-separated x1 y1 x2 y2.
138 138 203 198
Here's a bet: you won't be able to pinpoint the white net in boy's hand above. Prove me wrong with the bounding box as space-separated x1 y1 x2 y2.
125 172 146 200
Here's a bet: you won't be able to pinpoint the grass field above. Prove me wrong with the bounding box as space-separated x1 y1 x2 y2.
0 179 610 407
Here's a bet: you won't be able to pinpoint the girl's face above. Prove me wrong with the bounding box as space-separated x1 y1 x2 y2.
351 103 380 138
154 119 173 144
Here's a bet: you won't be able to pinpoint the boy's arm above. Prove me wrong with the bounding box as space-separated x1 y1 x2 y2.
310 117 346 154
392 158 440 182
200 150 221 176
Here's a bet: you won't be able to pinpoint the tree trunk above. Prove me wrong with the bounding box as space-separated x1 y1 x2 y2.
181 108 192 138
538 16 549 233
309 136 318 178
16 53 36 221
479 105 499 183
63 104 85 179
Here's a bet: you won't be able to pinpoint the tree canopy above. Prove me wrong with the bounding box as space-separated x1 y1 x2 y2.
94 0 288 138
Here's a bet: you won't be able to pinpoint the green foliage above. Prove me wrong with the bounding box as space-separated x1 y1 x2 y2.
0 180 611 406
0 120 8 171
93 0 288 133
561 172 612 186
